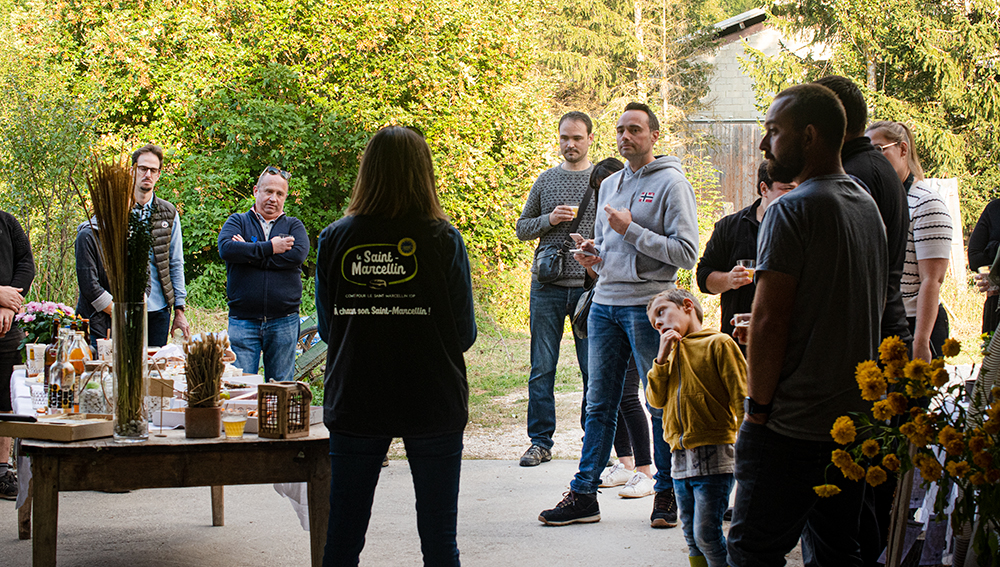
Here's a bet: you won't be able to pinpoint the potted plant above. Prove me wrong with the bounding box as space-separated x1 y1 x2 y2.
15 302 83 351
184 333 226 438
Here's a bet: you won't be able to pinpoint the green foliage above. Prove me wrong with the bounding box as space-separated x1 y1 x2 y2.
163 63 368 280
742 1 1000 234
0 70 94 305
185 262 229 312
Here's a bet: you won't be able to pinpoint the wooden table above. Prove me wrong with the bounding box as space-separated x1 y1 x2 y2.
18 425 331 567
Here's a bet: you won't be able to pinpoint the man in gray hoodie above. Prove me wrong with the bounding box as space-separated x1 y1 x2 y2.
539 102 699 528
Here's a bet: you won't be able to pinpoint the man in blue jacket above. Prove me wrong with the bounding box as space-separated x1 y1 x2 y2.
218 166 309 381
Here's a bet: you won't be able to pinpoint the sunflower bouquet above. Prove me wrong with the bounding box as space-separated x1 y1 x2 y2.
815 336 1000 563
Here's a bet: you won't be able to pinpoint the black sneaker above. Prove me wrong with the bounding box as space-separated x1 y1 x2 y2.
0 469 17 501
650 489 677 528
538 491 600 525
519 444 552 467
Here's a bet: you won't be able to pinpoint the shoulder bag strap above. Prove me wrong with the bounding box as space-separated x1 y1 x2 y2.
559 183 596 252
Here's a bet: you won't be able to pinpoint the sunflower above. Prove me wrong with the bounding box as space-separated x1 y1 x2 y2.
946 461 971 479
882 453 901 472
866 466 888 486
813 484 841 497
831 416 857 444
861 439 881 458
872 400 893 421
879 336 908 365
941 338 960 358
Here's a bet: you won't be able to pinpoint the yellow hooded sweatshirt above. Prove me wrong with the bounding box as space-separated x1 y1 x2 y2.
645 329 747 452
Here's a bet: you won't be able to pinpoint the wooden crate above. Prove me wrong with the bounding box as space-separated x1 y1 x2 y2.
257 382 312 439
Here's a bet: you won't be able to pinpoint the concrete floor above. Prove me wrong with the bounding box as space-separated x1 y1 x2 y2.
2 459 803 566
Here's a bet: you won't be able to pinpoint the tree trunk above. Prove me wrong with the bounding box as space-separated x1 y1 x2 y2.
635 0 645 102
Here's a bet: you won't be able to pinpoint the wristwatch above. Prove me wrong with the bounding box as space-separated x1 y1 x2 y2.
744 396 772 415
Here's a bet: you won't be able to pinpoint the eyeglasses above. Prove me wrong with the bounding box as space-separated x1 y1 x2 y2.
261 165 292 180
136 165 160 176
874 142 898 153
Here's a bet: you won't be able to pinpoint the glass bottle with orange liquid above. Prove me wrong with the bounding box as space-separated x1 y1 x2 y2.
69 331 93 375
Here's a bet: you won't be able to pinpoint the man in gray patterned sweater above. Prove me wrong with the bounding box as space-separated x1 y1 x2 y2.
515 111 596 466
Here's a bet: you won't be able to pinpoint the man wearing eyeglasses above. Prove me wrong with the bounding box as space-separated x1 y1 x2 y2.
217 166 309 381
131 144 191 346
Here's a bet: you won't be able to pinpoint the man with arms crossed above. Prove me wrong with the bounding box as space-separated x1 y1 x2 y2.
726 84 887 566
538 102 698 528
218 166 309 381
515 111 596 467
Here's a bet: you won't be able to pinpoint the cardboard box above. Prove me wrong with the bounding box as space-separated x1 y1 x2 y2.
0 413 113 442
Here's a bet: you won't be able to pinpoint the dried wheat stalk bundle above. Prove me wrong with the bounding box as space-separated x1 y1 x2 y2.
184 334 227 408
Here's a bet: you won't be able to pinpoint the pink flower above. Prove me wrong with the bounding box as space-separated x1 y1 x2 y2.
43 303 56 315
22 314 35 323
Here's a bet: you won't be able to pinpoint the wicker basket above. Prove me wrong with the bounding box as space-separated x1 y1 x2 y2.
257 381 313 439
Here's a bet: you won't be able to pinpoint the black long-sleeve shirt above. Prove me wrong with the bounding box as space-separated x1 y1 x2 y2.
842 136 911 342
696 199 761 339
0 210 34 345
969 199 1000 270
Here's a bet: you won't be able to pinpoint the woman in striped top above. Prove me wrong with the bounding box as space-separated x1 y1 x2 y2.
866 121 953 362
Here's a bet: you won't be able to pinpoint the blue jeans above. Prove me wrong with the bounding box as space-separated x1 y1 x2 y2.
727 422 865 567
228 313 299 382
527 281 589 449
323 431 463 567
675 473 735 566
570 302 672 494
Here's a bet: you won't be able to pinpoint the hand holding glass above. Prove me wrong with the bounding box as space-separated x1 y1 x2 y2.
737 259 755 282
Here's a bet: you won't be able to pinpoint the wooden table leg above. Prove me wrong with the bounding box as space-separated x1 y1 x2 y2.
17 477 32 540
307 453 331 567
31 455 59 567
211 485 224 527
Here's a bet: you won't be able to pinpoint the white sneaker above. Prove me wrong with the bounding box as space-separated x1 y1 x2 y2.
599 462 633 488
618 471 655 498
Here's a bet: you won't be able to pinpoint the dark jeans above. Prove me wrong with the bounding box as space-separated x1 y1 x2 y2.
675 473 735 566
0 339 19 412
612 355 651 467
147 307 171 348
906 303 950 359
984 293 1000 335
728 422 865 567
527 281 589 450
323 431 463 567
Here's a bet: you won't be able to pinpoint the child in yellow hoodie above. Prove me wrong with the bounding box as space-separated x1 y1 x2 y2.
645 288 747 567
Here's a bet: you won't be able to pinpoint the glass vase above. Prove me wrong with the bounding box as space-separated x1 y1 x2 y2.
112 301 148 443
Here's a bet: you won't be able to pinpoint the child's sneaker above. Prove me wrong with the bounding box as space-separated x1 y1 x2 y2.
618 471 654 498
599 462 633 488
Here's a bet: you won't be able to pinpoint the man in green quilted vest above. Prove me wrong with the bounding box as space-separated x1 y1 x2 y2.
131 144 190 346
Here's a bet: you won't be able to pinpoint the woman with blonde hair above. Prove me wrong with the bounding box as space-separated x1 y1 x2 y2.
865 121 953 361
315 126 477 566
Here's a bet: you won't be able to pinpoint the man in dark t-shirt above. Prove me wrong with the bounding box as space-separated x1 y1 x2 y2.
727 83 887 567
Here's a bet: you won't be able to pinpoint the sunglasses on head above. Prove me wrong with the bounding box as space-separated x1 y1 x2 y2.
261 165 292 180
